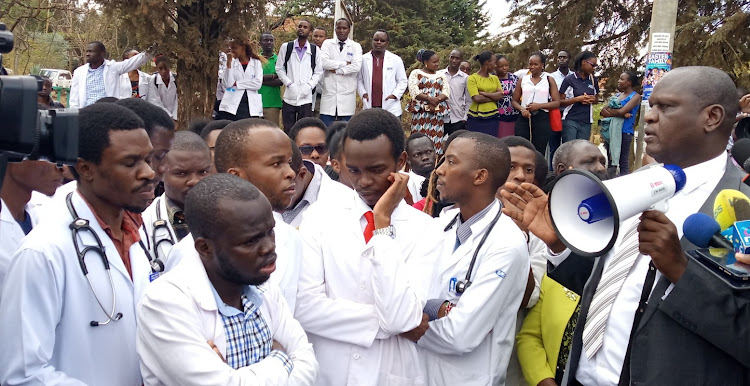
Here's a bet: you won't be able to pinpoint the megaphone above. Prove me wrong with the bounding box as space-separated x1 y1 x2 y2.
548 163 686 257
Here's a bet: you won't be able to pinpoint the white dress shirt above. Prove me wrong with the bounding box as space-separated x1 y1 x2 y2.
136 249 318 386
557 153 728 385
439 68 471 123
295 190 442 385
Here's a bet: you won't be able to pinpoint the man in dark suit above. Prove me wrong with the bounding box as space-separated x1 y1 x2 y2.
503 66 750 385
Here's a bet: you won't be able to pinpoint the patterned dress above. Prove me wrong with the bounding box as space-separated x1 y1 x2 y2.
408 69 450 154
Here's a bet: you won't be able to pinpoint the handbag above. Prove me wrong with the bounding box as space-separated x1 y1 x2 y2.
547 76 562 132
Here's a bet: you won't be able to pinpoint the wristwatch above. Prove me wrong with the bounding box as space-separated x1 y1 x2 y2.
372 225 396 239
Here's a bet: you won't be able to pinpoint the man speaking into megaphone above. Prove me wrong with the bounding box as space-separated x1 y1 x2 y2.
503 67 750 386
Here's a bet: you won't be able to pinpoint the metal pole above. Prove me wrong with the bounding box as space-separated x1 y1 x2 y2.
634 0 678 169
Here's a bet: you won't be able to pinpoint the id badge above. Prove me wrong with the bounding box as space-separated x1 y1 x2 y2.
149 271 161 282
449 277 457 293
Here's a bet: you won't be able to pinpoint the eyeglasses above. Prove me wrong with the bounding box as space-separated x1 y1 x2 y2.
299 144 328 155
585 59 598 68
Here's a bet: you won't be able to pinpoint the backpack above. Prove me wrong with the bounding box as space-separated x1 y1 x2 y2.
284 41 317 73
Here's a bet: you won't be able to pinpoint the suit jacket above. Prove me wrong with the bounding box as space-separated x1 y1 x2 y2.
560 157 750 386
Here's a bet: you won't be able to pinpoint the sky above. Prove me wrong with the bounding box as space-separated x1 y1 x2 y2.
484 1 512 36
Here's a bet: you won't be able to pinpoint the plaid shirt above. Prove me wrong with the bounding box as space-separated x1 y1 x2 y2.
85 64 107 106
211 285 293 373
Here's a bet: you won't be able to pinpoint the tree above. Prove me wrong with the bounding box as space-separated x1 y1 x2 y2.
95 0 267 128
504 0 750 90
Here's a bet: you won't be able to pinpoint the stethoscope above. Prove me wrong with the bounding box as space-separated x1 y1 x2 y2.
66 192 162 327
444 207 503 294
139 197 173 273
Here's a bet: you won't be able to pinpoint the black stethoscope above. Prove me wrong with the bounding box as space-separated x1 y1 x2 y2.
444 207 503 294
139 197 173 273
66 192 162 327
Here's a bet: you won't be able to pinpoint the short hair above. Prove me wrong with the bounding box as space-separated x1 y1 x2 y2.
343 109 404 161
298 19 312 28
290 138 303 172
78 103 145 165
115 97 175 136
154 55 170 67
473 51 495 66
558 49 571 57
444 129 468 151
416 49 436 64
328 127 347 160
313 26 327 33
500 136 536 152
261 31 273 37
89 41 106 52
335 18 351 28
94 97 119 104
454 132 511 190
289 117 328 142
533 150 548 187
530 51 547 65
374 29 389 41
188 117 212 136
496 54 507 62
184 173 261 240
573 51 597 71
406 132 430 152
170 131 210 155
122 49 137 60
214 118 279 173
553 139 589 167
666 66 739 130
200 119 231 140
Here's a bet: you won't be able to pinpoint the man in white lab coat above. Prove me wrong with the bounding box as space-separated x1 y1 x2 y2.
357 29 408 118
404 132 437 203
0 160 64 290
70 41 153 108
417 132 530 385
137 174 318 385
141 131 214 272
295 108 441 385
0 103 158 385
318 18 362 126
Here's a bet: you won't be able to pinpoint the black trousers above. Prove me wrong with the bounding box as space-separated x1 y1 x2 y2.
514 110 552 154
282 102 313 132
444 120 467 136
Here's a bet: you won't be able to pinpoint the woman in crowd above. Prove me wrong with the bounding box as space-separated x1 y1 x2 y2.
466 51 503 137
601 71 641 175
147 55 178 120
511 52 560 153
217 37 265 121
496 54 519 138
559 51 599 142
408 49 450 154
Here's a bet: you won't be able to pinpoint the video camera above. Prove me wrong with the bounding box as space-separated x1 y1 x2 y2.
0 22 78 171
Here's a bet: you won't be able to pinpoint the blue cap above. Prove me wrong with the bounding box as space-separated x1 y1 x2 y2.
683 212 720 248
663 164 686 193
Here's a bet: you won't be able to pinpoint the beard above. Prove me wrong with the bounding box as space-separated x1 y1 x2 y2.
215 249 270 287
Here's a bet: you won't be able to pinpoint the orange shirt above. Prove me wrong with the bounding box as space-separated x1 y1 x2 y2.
80 195 144 280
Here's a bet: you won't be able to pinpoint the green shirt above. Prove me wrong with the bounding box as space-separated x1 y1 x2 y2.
259 54 282 108
467 73 501 118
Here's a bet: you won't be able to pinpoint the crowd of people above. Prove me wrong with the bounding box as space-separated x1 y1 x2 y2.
2 16 750 386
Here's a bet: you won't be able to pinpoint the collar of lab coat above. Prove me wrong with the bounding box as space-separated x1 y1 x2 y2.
155 72 175 87
168 234 220 312
440 199 503 269
348 189 413 226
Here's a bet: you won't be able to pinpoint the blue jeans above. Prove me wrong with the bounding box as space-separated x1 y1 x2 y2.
320 114 352 127
562 120 591 142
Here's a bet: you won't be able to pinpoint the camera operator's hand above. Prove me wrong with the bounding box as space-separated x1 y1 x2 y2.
639 210 687 283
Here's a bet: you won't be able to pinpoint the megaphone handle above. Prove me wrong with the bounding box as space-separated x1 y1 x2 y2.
650 200 669 213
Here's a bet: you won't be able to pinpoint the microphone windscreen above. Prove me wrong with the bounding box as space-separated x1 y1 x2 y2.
733 196 750 222
683 212 721 248
713 190 750 230
732 138 750 167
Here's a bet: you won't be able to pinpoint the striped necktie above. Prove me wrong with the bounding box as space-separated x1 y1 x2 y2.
581 220 641 359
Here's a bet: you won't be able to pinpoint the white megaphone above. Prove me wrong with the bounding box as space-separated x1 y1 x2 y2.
548 163 686 257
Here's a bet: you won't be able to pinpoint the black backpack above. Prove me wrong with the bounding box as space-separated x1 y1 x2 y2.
283 41 317 73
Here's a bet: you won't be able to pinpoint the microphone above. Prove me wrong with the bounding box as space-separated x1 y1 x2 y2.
731 138 750 170
683 213 734 250
713 189 750 230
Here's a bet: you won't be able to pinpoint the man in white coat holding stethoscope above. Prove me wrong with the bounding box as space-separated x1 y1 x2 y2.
0 103 159 385
318 18 362 126
416 132 530 386
357 29 408 118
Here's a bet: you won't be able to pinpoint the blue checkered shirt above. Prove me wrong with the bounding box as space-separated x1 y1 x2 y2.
211 285 293 373
85 65 106 106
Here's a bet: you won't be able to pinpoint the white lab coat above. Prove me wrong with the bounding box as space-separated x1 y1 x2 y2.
0 190 152 385
70 52 152 108
136 250 318 386
276 41 323 107
319 38 363 117
119 70 154 100
357 50 408 117
219 57 264 117
295 191 441 386
416 201 530 386
286 163 353 229
139 193 176 270
0 199 40 291
165 211 302 312
216 51 228 101
147 72 178 120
